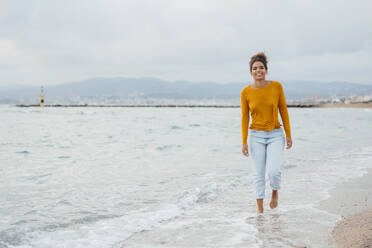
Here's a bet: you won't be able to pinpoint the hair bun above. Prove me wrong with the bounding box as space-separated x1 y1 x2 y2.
249 52 268 71
253 52 267 64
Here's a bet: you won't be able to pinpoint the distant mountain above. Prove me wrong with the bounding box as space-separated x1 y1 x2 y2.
1 77 372 104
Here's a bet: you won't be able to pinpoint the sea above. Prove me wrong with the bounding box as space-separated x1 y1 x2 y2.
1 105 372 248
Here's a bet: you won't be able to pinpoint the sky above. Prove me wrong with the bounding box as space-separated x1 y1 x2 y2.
0 0 371 86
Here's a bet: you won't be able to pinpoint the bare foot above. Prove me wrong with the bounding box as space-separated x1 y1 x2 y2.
269 190 278 209
257 199 264 213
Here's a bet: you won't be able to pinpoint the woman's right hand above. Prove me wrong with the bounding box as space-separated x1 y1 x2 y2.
242 144 249 156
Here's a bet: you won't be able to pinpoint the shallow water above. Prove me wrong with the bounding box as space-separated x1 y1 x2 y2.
1 106 372 247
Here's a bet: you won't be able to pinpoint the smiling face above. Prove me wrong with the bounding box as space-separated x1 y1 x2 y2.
250 61 267 81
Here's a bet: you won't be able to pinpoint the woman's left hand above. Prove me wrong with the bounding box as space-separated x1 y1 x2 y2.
286 137 293 149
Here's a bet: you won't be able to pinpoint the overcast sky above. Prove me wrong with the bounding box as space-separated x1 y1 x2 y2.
1 0 371 86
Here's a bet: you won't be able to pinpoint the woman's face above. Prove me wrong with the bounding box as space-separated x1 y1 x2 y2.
250 61 267 81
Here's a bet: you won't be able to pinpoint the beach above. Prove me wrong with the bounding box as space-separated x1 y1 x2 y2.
320 169 372 247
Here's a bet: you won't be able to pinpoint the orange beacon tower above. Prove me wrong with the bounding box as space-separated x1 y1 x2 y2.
40 86 44 107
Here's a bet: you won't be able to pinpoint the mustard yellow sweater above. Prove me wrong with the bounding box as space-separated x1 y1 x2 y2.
240 81 291 144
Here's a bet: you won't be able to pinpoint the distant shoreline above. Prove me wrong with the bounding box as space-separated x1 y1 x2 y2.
315 103 372 108
15 103 372 108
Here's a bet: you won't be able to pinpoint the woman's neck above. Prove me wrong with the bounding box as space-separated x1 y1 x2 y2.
252 79 269 88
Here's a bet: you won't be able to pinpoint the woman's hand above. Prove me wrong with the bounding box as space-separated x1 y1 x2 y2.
286 137 293 149
242 144 249 156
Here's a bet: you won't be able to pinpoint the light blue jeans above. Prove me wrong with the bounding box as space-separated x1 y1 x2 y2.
248 128 285 199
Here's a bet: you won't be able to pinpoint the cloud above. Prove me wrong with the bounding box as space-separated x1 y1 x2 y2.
0 0 371 85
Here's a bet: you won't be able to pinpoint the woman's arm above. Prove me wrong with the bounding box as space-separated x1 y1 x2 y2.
241 89 249 141
278 83 292 149
241 89 250 155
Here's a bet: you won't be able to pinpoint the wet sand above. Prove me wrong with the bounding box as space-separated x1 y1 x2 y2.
332 209 372 248
319 169 372 248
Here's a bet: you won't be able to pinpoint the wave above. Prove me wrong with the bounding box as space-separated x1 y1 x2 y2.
170 125 183 130
8 205 182 248
15 151 30 154
57 155 70 159
155 144 182 151
8 174 253 248
78 111 96 115
177 174 251 208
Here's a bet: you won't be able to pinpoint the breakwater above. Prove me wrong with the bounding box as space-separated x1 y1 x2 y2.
16 104 320 108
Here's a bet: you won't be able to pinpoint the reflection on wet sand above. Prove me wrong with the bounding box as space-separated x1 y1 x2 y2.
247 213 311 248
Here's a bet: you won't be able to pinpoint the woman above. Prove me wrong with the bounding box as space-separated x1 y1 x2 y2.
240 52 292 214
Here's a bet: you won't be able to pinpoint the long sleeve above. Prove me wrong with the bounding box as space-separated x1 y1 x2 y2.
278 83 291 138
240 89 249 144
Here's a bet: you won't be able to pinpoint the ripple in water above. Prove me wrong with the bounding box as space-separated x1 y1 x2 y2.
283 164 297 169
156 145 182 151
16 151 30 154
170 125 183 130
57 155 70 159
58 146 71 149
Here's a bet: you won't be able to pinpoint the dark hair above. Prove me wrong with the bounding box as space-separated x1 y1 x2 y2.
249 52 268 72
